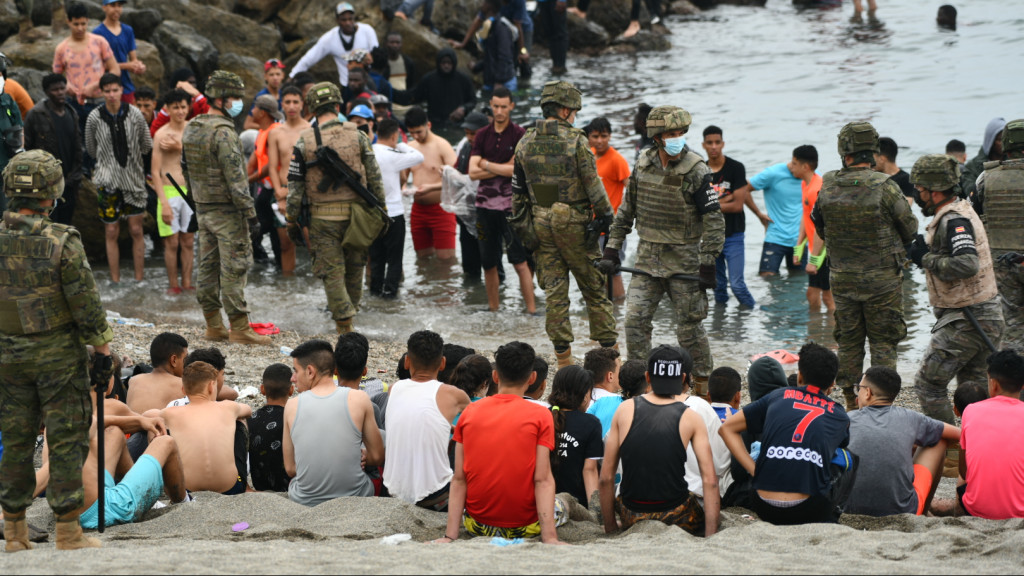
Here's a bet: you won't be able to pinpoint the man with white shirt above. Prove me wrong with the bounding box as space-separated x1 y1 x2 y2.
290 2 379 88
370 118 424 297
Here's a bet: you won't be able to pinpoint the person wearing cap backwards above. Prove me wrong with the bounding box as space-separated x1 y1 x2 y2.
598 345 720 537
181 71 272 346
905 154 1003 425
0 149 115 551
286 82 385 334
290 2 379 89
599 105 724 399
720 342 854 525
93 0 145 104
512 81 617 368
975 119 1024 353
243 59 286 131
247 94 294 273
806 122 918 412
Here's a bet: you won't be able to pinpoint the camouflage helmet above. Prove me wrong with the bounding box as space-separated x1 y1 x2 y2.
646 106 692 138
837 121 879 157
910 154 960 192
1001 118 1024 155
540 81 582 110
204 70 245 99
306 81 342 112
3 150 64 200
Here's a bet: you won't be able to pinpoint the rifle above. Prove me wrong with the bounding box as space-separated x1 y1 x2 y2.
962 307 997 354
165 174 198 233
307 126 388 219
593 260 701 283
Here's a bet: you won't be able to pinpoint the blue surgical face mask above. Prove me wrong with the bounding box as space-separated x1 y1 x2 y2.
664 136 686 156
226 99 244 118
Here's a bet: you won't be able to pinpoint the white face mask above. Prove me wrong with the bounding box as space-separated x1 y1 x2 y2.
0 76 6 95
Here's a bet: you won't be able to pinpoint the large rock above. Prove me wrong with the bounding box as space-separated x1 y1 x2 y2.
236 0 290 23
586 0 633 38
380 17 475 84
191 0 237 12
138 0 281 62
606 30 671 53
431 0 478 40
131 40 164 95
282 37 342 83
217 52 265 103
120 7 163 41
0 31 63 71
151 20 219 86
566 12 609 50
667 0 702 14
8 68 46 102
0 0 20 45
277 0 350 41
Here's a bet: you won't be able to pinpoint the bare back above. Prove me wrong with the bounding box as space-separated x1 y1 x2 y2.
152 123 184 190
160 401 240 492
126 371 184 415
410 134 456 201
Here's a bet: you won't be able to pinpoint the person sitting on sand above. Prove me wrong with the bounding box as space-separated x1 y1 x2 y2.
248 363 294 492
438 341 567 544
548 365 603 508
149 361 252 495
708 367 743 423
126 332 189 415
283 339 383 506
844 367 960 517
584 347 622 438
720 343 854 525
385 331 471 511
438 343 476 384
618 359 648 400
600 345 721 537
523 357 550 407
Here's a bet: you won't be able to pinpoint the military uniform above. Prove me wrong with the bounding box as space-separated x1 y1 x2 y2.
810 122 918 408
607 106 724 382
286 82 384 333
909 156 1004 424
512 82 617 362
0 150 112 546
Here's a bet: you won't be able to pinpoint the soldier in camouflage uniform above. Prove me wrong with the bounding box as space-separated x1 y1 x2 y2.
285 82 385 334
808 122 919 411
905 154 1004 424
0 150 114 551
600 106 724 397
976 119 1024 352
181 71 271 346
511 81 617 368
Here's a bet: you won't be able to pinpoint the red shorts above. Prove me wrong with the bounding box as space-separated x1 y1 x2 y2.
912 464 932 515
410 202 456 251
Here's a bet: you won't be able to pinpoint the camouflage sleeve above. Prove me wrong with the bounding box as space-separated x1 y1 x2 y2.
512 157 529 215
884 179 919 244
577 134 613 217
358 131 386 206
61 231 113 347
690 163 725 264
215 126 256 219
286 138 306 223
606 169 637 251
923 215 980 281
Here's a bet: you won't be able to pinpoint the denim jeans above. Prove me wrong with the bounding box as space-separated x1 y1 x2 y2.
715 233 755 307
397 0 434 24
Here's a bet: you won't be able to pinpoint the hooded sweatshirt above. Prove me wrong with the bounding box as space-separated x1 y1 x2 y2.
405 48 477 129
726 356 792 491
962 116 1007 208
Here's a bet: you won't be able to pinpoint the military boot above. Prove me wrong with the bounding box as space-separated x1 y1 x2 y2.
555 347 573 369
17 19 50 42
842 387 858 412
2 513 33 553
336 318 353 334
691 377 710 401
228 315 273 346
943 442 961 479
55 518 100 550
203 310 229 341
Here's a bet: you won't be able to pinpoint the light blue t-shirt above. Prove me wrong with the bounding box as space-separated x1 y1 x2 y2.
587 395 623 439
750 162 803 247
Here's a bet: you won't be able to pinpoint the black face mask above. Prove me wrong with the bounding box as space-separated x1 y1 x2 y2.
357 124 370 135
913 189 927 212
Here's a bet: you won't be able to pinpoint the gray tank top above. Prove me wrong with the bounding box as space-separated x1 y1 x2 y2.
288 387 374 506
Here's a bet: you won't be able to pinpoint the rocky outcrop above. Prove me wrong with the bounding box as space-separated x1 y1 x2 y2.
133 41 165 95
586 0 634 38
217 52 266 102
607 30 672 53
120 7 163 41
151 21 219 87
566 12 610 50
138 0 281 63
0 32 63 73
8 68 46 102
380 17 475 83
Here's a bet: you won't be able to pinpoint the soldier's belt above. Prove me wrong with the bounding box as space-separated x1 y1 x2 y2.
311 202 352 221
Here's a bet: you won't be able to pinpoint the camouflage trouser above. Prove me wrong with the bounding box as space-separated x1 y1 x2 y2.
914 316 1003 424
996 261 1024 351
196 208 252 317
534 205 617 347
309 217 365 321
832 283 906 392
625 275 712 378
0 358 92 517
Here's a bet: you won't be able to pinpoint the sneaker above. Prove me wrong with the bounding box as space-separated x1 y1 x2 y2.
166 286 183 295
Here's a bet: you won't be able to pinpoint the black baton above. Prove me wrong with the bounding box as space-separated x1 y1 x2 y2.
93 354 112 533
618 265 701 283
962 306 997 353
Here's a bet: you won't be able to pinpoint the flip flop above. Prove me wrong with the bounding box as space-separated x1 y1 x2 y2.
249 322 280 336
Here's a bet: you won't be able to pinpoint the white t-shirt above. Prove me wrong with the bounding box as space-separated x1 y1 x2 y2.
291 23 379 86
682 395 733 498
372 142 424 217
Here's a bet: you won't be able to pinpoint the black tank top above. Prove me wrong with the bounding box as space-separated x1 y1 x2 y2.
619 396 689 512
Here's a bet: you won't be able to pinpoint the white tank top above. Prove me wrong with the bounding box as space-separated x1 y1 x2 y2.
383 378 452 504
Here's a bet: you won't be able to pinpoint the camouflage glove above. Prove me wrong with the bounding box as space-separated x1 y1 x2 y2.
997 252 1024 266
906 234 928 268
585 213 614 247
698 263 716 291
91 353 114 393
596 246 620 275
248 216 261 245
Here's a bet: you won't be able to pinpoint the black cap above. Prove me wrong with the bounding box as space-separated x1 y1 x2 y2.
461 111 490 131
646 345 692 396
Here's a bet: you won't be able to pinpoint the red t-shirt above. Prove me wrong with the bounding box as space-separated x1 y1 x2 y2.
801 173 823 251
453 394 555 527
593 146 630 213
961 395 1024 519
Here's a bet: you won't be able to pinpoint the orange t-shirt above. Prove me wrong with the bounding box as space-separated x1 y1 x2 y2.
255 123 279 188
592 146 630 213
802 173 823 251
4 79 33 120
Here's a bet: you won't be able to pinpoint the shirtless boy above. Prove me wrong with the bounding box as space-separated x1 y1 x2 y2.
126 332 189 415
151 361 252 494
404 106 457 260
151 89 195 293
267 85 309 263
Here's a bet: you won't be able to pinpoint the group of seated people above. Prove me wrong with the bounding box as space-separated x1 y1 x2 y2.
42 330 1024 540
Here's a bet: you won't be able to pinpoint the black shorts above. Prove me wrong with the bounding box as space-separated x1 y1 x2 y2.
752 493 837 525
476 207 528 270
808 257 831 290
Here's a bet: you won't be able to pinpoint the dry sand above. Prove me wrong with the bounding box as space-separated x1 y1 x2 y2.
4 322 1023 574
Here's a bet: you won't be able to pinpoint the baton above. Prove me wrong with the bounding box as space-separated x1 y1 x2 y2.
93 355 111 533
962 306 997 353
618 265 701 283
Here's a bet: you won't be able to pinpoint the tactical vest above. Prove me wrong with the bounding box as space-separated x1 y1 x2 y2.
925 199 998 309
980 159 1024 254
817 168 904 273
518 119 587 208
632 149 704 244
299 122 367 206
0 216 74 335
182 115 239 205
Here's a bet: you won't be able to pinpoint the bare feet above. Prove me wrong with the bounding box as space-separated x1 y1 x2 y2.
394 10 408 19
567 7 585 18
622 20 641 38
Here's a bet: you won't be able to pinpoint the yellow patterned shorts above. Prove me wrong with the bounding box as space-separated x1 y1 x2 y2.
462 496 568 538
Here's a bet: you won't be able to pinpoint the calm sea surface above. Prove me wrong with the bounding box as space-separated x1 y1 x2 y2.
100 0 1023 377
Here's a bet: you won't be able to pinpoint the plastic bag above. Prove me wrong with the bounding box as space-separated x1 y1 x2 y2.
440 166 479 236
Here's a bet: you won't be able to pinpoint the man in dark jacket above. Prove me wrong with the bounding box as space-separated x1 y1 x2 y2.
24 73 82 226
405 47 476 130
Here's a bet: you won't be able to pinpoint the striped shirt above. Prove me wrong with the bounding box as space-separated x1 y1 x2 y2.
85 103 152 205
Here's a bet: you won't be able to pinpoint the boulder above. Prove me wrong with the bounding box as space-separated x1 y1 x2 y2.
276 0 365 41
667 0 702 14
191 0 237 12
138 0 281 62
0 31 63 71
8 68 46 102
150 20 219 86
216 52 266 103
430 0 478 40
75 0 106 21
282 38 342 83
119 7 163 41
566 12 609 50
586 0 633 38
380 17 475 83
606 30 671 53
0 0 20 45
235 0 290 23
131 40 164 96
